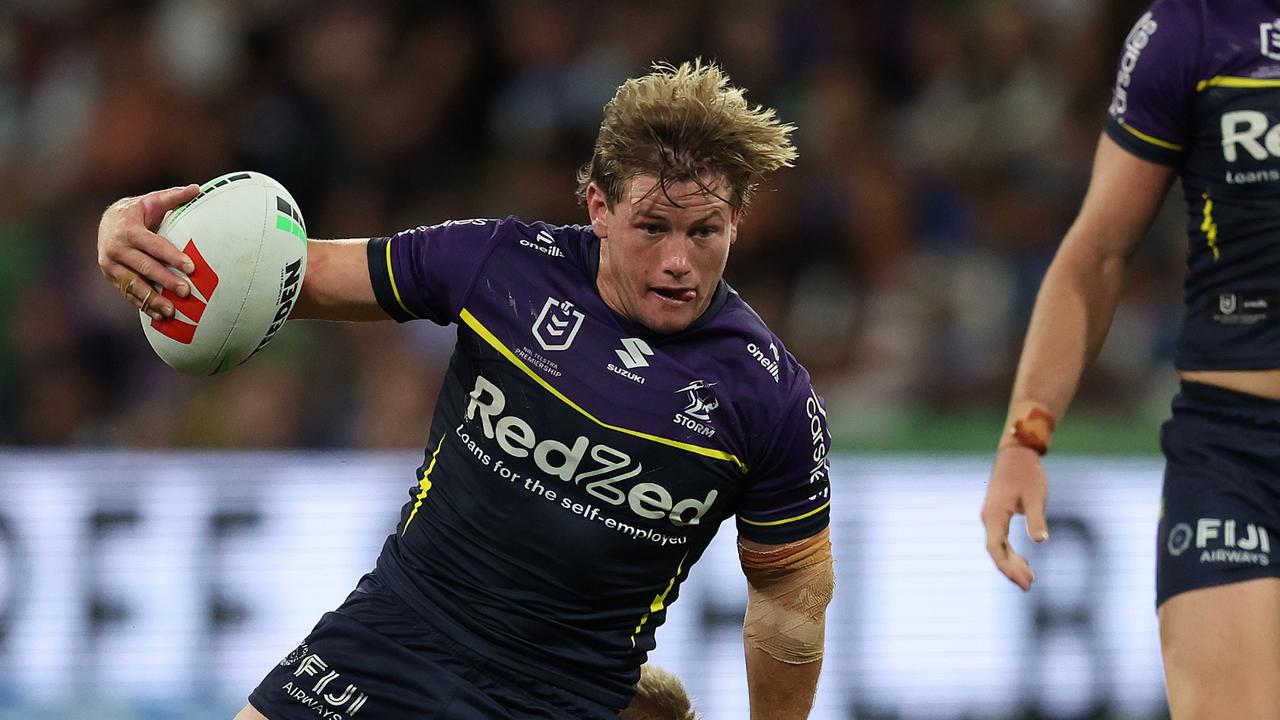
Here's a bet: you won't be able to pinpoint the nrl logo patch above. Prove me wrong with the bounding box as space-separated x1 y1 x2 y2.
1262 20 1280 61
533 297 585 352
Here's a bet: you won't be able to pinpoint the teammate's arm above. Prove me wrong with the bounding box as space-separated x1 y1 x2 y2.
981 133 1176 590
739 527 833 719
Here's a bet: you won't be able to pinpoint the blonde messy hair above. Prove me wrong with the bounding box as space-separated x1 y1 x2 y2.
576 59 796 211
620 664 699 720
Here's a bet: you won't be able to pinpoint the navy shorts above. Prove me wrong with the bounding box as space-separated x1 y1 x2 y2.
1156 381 1280 607
248 574 619 720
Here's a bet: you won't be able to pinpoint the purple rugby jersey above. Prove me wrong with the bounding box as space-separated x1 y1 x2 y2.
363 216 831 707
1105 0 1280 370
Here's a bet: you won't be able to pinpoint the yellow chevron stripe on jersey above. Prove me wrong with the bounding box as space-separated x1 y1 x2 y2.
1116 120 1183 151
386 237 420 319
460 308 748 474
738 500 831 528
630 553 687 648
1196 76 1280 91
1201 191 1220 261
402 435 446 534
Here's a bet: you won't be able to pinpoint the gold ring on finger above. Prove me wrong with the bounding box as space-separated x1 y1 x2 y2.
140 287 156 313
118 271 138 298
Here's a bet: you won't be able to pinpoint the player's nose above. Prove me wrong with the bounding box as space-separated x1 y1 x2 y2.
661 239 692 277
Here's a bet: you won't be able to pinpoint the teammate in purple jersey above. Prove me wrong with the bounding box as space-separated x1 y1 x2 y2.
981 2 1280 717
97 61 833 720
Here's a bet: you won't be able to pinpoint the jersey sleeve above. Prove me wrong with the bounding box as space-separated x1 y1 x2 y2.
736 379 832 544
1103 0 1202 165
366 218 506 325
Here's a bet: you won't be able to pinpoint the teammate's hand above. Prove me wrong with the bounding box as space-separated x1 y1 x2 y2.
97 184 200 320
981 445 1049 591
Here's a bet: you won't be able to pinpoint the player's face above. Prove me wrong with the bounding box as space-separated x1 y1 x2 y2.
588 175 738 334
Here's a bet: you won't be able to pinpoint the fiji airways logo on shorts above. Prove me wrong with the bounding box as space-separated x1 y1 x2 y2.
279 643 309 667
533 297 584 351
1167 518 1271 566
282 653 369 717
1262 20 1280 61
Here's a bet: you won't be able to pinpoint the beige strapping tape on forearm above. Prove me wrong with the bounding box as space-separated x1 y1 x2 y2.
739 527 834 665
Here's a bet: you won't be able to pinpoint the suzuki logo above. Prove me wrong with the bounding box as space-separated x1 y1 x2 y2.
533 297 585 351
150 240 218 344
615 337 654 369
677 380 719 421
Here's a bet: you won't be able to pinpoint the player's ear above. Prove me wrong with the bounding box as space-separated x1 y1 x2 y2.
586 183 610 239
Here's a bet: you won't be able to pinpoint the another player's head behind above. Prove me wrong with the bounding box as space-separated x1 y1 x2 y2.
579 59 796 334
620 664 698 720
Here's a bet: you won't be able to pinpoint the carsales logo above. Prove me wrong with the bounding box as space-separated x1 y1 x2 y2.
1108 11 1157 118
150 240 218 344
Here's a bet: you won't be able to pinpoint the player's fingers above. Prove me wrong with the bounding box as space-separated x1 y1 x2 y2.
998 547 1035 592
117 273 164 321
985 533 1035 591
983 509 1034 591
981 509 1011 564
123 226 195 287
1025 487 1050 544
138 184 199 229
101 213 194 274
137 284 162 321
115 250 186 318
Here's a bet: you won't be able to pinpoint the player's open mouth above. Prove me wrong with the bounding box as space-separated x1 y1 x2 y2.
652 287 696 304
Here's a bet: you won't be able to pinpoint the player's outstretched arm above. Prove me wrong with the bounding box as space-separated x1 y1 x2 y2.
98 185 388 322
981 133 1176 591
290 239 388 321
98 185 200 320
739 527 833 719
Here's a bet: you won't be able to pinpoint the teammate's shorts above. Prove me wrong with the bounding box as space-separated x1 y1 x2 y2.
247 573 619 720
1156 380 1280 607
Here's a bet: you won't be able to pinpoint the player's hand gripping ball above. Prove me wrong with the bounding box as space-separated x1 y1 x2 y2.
141 171 308 376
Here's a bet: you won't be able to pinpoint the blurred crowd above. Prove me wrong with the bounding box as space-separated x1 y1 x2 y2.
0 0 1185 449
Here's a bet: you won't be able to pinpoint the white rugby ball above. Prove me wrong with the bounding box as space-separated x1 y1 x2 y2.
141 171 308 375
